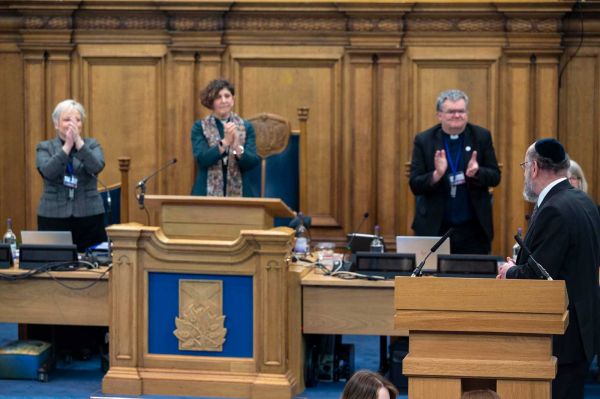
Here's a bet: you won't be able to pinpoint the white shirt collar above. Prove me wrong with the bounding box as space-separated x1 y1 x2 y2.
537 177 567 207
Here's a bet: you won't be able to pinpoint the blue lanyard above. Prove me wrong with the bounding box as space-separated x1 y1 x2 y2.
443 136 463 178
66 161 74 176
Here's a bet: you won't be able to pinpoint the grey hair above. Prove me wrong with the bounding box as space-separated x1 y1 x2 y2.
436 89 469 112
52 99 86 125
568 160 589 193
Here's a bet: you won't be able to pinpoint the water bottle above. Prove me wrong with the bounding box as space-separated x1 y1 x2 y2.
370 225 384 253
512 227 523 261
3 218 17 259
293 212 310 256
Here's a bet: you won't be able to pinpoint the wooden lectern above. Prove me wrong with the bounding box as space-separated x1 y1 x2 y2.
394 277 568 399
102 196 303 399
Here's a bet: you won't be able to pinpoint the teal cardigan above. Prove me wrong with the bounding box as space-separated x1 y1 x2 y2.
190 118 260 197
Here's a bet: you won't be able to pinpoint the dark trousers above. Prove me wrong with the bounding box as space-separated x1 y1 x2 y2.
553 359 589 399
441 219 491 254
38 213 107 252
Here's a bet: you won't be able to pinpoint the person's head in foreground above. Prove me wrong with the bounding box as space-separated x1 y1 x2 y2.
340 370 398 399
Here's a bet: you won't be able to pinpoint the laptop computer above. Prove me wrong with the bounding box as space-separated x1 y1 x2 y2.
395 236 450 272
21 231 73 246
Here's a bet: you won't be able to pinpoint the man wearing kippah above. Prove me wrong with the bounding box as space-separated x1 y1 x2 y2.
498 138 600 399
409 89 501 254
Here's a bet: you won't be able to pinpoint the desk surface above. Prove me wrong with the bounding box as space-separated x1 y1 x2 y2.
0 265 110 326
301 268 404 336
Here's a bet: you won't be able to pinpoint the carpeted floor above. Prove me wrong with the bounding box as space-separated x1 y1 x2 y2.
0 323 598 399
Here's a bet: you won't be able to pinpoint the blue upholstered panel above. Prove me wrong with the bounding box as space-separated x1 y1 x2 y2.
147 272 254 358
100 187 120 227
266 135 299 212
246 162 261 198
245 135 300 227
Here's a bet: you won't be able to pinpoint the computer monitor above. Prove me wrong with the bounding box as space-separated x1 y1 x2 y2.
395 236 450 272
346 233 384 253
0 243 13 268
436 254 502 277
350 251 416 279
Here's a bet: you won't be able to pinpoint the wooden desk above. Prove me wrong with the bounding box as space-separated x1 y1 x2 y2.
0 265 109 326
301 269 406 336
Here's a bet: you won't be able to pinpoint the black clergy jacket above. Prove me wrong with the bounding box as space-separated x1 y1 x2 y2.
508 179 600 364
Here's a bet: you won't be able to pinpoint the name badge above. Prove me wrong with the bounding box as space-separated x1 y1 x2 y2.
449 172 466 186
63 175 78 188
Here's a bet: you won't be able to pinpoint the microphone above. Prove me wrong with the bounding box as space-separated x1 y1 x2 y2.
514 234 553 280
346 212 370 251
411 227 454 277
136 158 177 209
136 158 177 188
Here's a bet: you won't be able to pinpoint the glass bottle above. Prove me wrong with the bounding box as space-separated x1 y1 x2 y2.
512 227 523 261
3 218 17 259
370 225 384 253
293 212 310 256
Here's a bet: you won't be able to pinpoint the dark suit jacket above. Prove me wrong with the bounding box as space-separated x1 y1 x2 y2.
409 123 501 242
36 137 105 218
508 180 600 364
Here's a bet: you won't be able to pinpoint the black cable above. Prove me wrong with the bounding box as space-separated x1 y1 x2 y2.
558 0 585 89
0 263 111 291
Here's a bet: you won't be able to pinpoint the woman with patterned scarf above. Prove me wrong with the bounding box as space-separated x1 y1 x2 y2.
191 79 260 197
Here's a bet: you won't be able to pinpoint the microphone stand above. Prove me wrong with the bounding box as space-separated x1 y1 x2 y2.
136 158 177 210
346 212 370 251
514 235 553 281
411 227 454 277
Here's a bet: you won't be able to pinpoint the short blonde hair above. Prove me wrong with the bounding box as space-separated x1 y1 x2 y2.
52 99 86 125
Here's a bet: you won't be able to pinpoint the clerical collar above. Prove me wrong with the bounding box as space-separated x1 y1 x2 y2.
450 134 460 140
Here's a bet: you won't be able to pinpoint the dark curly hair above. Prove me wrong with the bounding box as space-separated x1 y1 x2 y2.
200 79 235 110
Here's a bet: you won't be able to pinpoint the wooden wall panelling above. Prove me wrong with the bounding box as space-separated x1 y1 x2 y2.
231 45 344 235
166 50 197 196
376 53 404 243
559 50 599 201
348 52 376 237
22 50 47 229
78 44 167 225
0 46 25 234
503 54 534 252
560 4 600 204
499 5 571 252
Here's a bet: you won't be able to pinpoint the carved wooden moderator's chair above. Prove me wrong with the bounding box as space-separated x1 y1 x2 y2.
247 108 308 225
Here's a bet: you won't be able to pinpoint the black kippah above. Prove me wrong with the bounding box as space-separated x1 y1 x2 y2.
535 138 566 163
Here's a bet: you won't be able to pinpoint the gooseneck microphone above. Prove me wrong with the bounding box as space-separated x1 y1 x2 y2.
346 212 370 250
514 234 553 280
136 158 178 209
411 227 454 277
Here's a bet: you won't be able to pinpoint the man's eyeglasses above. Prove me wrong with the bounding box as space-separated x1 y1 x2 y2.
520 161 530 170
442 109 467 116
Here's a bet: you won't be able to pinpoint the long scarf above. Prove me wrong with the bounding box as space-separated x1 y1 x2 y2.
201 113 246 197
